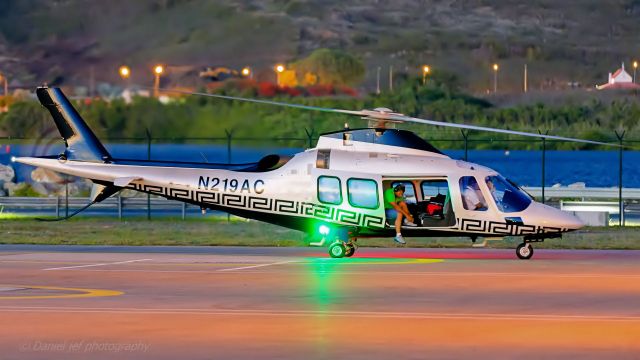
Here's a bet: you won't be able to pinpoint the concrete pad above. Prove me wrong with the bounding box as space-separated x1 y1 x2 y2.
0 246 639 359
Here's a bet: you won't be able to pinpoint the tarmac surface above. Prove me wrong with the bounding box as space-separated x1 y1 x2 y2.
1 245 640 359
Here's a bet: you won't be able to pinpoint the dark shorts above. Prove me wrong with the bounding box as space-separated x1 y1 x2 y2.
385 208 399 221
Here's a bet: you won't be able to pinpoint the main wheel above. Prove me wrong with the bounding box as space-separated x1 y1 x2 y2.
344 243 356 257
516 243 534 260
329 242 347 258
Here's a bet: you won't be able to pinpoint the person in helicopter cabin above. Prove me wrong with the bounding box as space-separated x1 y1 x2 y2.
384 183 417 244
461 176 487 211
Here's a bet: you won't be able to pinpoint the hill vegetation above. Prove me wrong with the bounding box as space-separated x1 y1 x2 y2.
2 73 638 150
2 0 640 92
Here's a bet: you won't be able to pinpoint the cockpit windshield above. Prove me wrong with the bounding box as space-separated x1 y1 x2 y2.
485 175 532 213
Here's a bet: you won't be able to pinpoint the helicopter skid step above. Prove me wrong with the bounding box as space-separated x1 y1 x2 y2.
471 237 504 248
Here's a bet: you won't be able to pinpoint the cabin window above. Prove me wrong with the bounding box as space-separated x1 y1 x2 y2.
390 181 417 204
485 175 532 213
347 178 379 209
421 180 449 201
459 176 487 211
317 176 342 205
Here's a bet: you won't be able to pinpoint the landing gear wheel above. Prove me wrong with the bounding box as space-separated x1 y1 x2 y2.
516 243 534 260
329 242 347 258
344 243 356 257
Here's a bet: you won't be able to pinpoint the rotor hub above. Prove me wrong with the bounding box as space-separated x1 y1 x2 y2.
361 108 405 129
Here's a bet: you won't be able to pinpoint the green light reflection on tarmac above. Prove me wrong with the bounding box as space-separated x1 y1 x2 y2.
300 256 443 358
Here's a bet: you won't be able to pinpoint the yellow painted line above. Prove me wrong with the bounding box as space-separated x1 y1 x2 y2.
0 285 123 300
308 258 445 265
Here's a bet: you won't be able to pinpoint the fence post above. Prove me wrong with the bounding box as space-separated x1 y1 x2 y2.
538 130 549 204
225 129 234 222
304 128 315 148
460 130 469 161
146 129 151 220
65 178 69 218
615 130 625 226
118 194 122 220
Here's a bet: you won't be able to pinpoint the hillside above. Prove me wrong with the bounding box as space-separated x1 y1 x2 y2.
2 0 640 93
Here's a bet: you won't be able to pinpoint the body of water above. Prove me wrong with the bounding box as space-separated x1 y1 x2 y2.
0 143 637 188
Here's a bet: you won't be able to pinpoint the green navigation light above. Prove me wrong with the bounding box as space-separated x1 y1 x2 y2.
319 225 330 236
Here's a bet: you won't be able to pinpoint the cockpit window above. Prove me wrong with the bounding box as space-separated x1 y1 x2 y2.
485 175 532 213
459 176 487 211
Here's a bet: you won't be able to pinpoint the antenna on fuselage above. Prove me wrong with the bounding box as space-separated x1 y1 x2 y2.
343 122 352 146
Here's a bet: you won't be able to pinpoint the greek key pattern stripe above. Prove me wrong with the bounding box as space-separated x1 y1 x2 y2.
127 184 385 229
458 218 565 235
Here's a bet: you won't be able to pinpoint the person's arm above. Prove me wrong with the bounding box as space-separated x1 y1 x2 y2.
391 201 414 220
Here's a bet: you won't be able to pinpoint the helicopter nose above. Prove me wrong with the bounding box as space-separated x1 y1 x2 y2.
527 202 584 231
553 208 585 230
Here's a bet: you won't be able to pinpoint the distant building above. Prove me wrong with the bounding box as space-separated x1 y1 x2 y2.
596 62 640 90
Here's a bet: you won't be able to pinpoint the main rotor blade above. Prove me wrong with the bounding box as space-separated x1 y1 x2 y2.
382 114 621 147
157 88 621 147
155 88 364 116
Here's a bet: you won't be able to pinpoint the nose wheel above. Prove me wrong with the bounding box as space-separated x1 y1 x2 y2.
328 240 357 258
516 243 534 260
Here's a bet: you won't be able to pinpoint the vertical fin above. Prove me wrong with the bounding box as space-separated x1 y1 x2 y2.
36 87 111 162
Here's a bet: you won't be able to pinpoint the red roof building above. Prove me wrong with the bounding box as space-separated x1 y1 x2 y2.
596 62 640 90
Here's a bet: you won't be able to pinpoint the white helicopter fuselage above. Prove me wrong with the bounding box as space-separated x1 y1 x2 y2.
16 86 588 259
17 132 583 240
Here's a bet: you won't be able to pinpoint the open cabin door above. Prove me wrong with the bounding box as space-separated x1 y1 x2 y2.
382 177 456 228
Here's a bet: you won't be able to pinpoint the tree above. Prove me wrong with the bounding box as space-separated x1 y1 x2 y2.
291 48 365 86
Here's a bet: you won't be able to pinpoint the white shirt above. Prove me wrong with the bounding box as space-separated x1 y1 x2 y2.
463 186 482 210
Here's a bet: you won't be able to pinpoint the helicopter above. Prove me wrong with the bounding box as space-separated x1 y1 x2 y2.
15 87 616 260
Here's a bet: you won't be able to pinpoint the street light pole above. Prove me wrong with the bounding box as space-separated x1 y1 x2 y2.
153 65 164 98
0 72 7 96
376 66 381 94
493 63 499 93
275 64 285 86
422 65 430 85
634 61 638 83
524 64 528 93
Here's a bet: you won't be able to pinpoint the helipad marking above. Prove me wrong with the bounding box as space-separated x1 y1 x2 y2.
0 285 123 300
1 305 640 322
217 260 297 272
43 258 152 271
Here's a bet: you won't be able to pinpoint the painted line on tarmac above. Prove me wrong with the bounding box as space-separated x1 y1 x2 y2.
43 259 152 271
56 268 640 279
0 286 123 300
216 260 298 272
1 306 640 322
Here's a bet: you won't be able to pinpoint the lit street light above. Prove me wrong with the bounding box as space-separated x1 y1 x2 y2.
493 63 499 93
634 61 638 83
422 65 430 85
119 65 131 80
154 65 164 98
275 64 285 86
241 67 252 78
